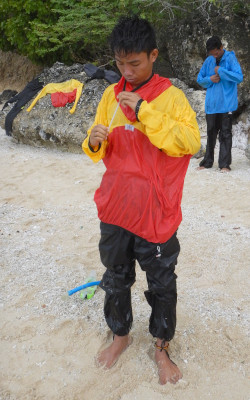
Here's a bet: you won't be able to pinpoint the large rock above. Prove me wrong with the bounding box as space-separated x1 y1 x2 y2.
0 61 248 159
233 104 250 155
0 62 109 153
0 63 207 153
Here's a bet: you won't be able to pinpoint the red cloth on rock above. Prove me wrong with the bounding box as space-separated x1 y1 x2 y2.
51 89 77 107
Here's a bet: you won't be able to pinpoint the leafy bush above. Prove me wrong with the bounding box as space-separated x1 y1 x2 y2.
0 0 145 64
0 0 249 65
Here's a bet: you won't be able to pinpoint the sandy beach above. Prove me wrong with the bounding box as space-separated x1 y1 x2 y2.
0 126 249 400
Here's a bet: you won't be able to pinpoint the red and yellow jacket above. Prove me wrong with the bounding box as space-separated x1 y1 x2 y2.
83 74 200 243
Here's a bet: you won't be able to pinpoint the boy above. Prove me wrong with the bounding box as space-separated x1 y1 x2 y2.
197 36 243 172
82 16 200 384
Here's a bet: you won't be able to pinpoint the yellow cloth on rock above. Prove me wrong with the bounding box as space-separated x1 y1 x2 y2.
27 79 84 114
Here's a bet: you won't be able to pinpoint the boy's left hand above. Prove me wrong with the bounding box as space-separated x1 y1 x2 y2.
118 92 142 111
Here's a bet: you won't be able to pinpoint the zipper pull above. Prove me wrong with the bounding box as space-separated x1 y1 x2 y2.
156 245 161 258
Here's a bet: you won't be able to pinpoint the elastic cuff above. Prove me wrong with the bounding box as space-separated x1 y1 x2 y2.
88 139 101 153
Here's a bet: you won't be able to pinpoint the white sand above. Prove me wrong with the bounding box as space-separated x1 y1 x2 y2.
0 127 249 400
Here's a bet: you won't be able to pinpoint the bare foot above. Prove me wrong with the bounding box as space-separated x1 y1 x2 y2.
97 334 132 369
220 167 230 173
196 166 206 170
155 340 182 385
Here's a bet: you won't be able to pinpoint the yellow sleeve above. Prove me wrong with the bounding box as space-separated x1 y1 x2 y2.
82 87 111 163
68 80 83 114
138 87 201 157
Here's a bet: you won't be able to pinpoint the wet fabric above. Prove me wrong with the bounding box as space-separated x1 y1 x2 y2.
197 49 243 114
82 76 201 243
83 63 120 84
95 127 191 243
99 222 180 340
3 77 44 136
27 79 83 114
199 112 233 169
51 89 77 107
114 74 172 122
0 90 18 104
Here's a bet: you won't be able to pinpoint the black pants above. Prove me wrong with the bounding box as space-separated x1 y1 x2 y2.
99 222 180 341
199 113 232 169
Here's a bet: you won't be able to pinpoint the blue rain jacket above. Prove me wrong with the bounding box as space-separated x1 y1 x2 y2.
197 50 243 114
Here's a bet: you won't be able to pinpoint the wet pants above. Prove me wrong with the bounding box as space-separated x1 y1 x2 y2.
99 222 180 341
199 112 232 169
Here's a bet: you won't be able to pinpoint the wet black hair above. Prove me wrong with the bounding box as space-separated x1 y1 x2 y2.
109 15 157 56
206 36 222 52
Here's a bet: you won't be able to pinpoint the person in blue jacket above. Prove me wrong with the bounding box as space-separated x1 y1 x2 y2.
197 36 243 172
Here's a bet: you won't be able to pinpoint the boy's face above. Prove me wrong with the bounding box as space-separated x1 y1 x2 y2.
115 49 158 89
208 46 224 59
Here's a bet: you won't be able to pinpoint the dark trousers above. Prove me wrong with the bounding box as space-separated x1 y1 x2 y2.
199 113 233 169
99 222 180 341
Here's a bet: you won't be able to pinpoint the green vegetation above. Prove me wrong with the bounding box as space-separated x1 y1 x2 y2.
0 0 248 66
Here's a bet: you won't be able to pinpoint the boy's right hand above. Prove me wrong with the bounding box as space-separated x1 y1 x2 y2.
210 74 220 83
89 124 108 147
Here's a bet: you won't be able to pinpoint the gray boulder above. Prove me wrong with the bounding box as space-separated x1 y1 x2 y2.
1 61 248 159
0 62 206 153
0 62 109 153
